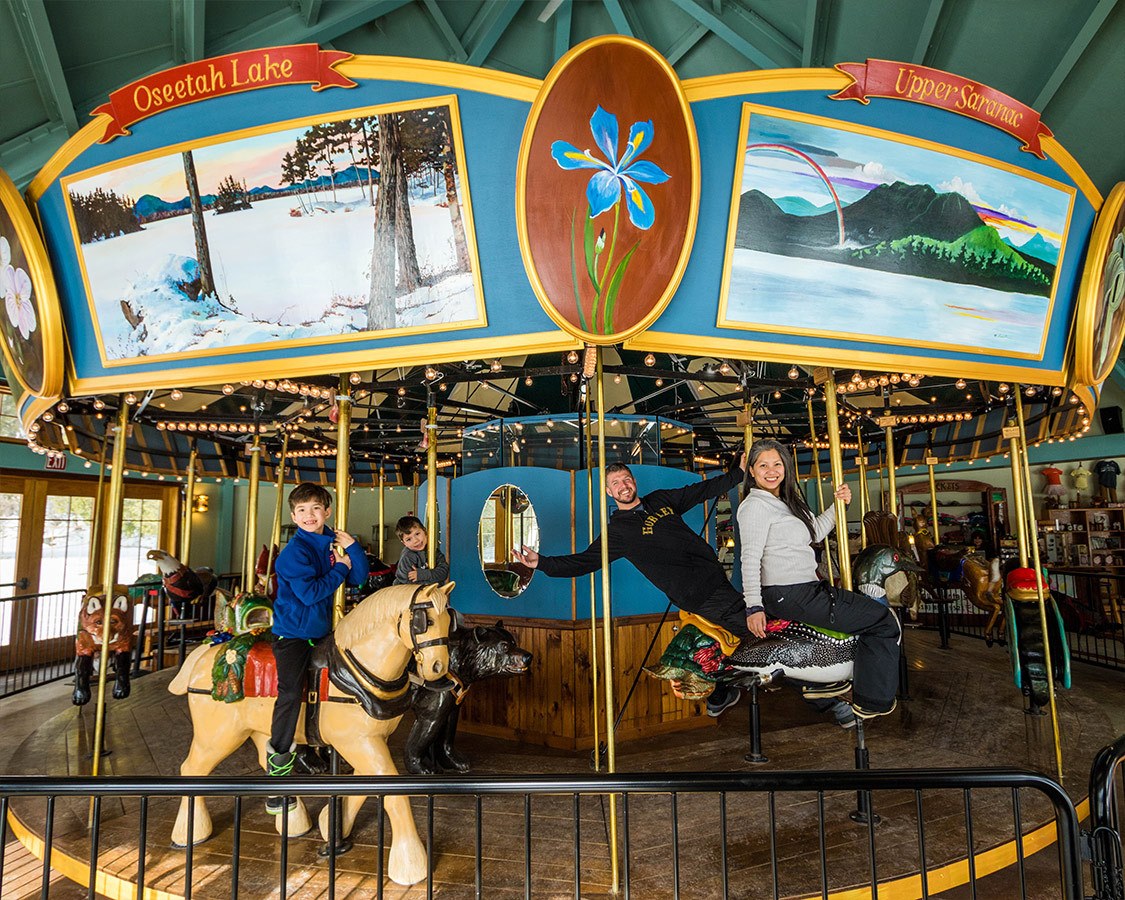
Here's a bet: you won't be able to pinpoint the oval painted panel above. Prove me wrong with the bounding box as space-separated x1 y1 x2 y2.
1075 181 1125 387
517 36 699 344
0 168 63 401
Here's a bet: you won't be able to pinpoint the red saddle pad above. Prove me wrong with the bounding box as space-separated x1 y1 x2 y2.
242 642 330 700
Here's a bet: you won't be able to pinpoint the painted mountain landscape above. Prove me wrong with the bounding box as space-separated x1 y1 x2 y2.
64 101 483 363
720 108 1075 356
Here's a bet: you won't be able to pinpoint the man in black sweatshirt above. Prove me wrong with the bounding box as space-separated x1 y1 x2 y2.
515 456 747 715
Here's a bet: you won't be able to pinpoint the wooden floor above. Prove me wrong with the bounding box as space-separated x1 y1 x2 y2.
3 628 1123 899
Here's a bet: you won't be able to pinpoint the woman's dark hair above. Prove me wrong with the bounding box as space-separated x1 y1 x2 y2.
744 438 816 540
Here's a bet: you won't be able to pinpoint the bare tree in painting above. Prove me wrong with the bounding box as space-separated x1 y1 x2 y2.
181 150 215 297
367 112 422 329
440 117 470 272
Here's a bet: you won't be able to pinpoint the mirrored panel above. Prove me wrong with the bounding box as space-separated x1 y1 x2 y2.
478 484 538 598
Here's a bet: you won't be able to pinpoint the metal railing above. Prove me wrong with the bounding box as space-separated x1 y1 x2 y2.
0 767 1085 900
1087 734 1125 900
917 568 1125 671
0 588 88 697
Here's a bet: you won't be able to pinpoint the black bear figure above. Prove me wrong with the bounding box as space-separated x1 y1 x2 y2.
404 621 532 775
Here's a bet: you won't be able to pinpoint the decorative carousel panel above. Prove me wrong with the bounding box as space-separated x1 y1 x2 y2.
630 66 1100 385
0 167 64 428
30 51 579 394
516 36 699 344
1074 181 1125 389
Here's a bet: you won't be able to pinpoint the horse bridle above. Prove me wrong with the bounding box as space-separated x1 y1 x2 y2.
403 584 450 658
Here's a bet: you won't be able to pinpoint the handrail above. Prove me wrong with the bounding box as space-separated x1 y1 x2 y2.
0 587 87 604
1088 734 1125 900
0 766 1085 899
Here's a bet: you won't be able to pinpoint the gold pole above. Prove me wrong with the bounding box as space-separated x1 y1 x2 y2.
180 444 198 565
1014 387 1064 783
91 401 129 783
426 400 438 569
595 349 619 892
377 464 386 559
856 426 868 549
584 384 601 770
1007 419 1029 567
243 433 263 593
822 373 852 590
926 454 941 545
264 433 289 594
333 377 353 626
884 423 898 517
743 398 754 451
87 429 109 578
806 397 825 513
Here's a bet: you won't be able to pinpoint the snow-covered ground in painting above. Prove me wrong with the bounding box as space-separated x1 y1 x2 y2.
79 184 478 360
726 249 1050 356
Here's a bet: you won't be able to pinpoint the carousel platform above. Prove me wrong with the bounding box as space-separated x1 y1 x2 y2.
2 629 1122 899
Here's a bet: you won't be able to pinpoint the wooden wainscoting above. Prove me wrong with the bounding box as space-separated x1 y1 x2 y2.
458 613 715 750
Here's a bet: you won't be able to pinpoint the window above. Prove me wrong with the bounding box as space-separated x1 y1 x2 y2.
36 494 96 640
0 492 22 646
0 392 24 440
119 497 164 584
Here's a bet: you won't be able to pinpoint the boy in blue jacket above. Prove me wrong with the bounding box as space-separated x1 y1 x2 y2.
266 482 369 814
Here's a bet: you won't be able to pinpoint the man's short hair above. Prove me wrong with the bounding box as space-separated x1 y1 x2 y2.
396 515 425 538
605 462 632 478
288 482 332 511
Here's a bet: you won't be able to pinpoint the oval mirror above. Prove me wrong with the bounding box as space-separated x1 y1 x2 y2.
479 484 539 598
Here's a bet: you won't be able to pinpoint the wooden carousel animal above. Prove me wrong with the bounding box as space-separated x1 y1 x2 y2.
647 545 920 699
404 620 532 775
146 549 218 619
168 581 454 886
1004 567 1070 714
73 587 135 705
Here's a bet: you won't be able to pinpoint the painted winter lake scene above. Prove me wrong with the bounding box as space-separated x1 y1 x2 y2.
718 105 1076 357
64 98 484 363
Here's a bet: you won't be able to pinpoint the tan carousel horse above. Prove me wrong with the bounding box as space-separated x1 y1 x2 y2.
168 582 454 885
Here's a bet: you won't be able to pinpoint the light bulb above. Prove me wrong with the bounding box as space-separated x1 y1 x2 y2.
349 372 362 384
644 353 656 367
170 389 183 400
566 350 579 364
955 379 966 390
222 384 234 395
788 366 799 379
490 359 503 372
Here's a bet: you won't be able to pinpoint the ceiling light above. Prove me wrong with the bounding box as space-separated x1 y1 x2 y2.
644 353 656 367
788 366 799 379
490 359 503 372
566 350 579 364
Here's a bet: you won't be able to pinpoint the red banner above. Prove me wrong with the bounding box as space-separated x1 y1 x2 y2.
91 45 356 143
830 59 1052 159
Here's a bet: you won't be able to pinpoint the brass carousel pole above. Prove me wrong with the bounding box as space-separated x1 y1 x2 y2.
743 394 754 451
264 433 289 594
584 375 600 769
822 373 852 590
87 429 110 579
1014 387 1064 783
334 377 353 626
594 348 620 892
1007 417 1029 567
806 397 825 513
180 443 199 565
243 433 263 593
926 450 941 545
884 418 898 518
426 395 438 570
856 426 869 549
377 463 386 559
90 401 129 784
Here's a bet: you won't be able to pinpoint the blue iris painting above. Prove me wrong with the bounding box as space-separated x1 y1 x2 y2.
552 105 669 334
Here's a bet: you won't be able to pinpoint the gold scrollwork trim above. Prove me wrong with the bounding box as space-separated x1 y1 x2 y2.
65 331 581 396
626 331 1068 387
515 34 701 346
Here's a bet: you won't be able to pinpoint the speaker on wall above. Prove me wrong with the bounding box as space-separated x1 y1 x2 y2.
1099 406 1123 435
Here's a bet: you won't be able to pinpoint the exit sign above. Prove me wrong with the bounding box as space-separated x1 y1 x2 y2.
45 454 67 470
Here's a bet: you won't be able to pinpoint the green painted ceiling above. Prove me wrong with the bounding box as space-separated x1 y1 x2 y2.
1 0 1122 196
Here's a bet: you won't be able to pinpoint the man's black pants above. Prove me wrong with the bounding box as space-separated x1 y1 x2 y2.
762 581 900 711
269 637 317 752
677 580 751 638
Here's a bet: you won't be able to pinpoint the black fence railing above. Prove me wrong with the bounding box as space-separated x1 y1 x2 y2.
918 568 1125 671
1087 734 1125 900
0 588 88 697
0 767 1086 900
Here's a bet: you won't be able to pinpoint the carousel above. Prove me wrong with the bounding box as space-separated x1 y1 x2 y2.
0 22 1123 900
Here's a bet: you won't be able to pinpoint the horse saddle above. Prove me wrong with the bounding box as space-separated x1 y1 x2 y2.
677 611 741 657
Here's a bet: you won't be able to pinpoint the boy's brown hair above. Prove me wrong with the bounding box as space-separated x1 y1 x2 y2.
395 515 426 540
288 482 333 512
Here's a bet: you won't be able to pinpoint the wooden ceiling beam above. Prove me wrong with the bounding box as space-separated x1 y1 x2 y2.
466 0 525 67
912 0 945 65
9 0 79 134
1033 0 1119 110
664 0 793 70
210 0 413 57
171 0 206 63
422 0 468 63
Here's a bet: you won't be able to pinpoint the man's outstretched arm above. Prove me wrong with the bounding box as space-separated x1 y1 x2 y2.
665 453 746 515
516 539 611 578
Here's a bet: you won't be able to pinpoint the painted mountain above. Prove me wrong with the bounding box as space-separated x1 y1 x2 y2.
734 181 1053 297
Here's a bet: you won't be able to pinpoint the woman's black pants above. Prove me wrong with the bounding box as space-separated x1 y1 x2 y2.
761 581 900 711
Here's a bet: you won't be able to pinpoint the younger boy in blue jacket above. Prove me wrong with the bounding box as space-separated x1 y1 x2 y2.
266 482 369 814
